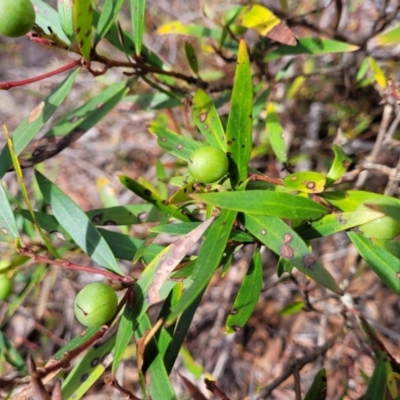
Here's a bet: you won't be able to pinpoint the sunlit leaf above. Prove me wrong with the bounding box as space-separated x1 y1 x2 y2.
326 144 352 186
94 0 124 45
192 190 327 220
283 171 326 194
131 0 146 55
374 24 400 46
226 38 253 188
266 102 287 163
73 0 93 62
241 213 341 294
239 4 296 45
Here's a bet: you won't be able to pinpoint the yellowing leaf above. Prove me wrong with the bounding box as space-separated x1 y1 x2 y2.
374 25 400 46
369 57 387 89
239 4 296 46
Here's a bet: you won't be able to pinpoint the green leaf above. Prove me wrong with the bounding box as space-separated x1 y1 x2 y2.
135 315 177 399
303 368 327 400
35 170 123 275
192 89 226 151
0 182 19 239
374 24 400 46
322 191 400 212
149 121 203 162
58 0 75 42
166 209 237 324
112 219 214 372
32 0 71 42
185 42 199 75
0 331 27 372
348 232 400 296
226 38 253 188
266 102 287 163
19 79 133 168
73 0 93 62
226 247 263 333
280 301 305 316
118 174 193 222
241 213 341 294
364 352 388 400
62 329 117 400
94 0 124 45
0 68 80 179
192 191 327 220
283 171 326 193
263 38 359 62
326 144 352 186
130 0 146 55
295 210 387 240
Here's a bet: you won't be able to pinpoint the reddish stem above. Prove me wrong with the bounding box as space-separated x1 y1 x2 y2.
0 59 82 90
18 247 132 283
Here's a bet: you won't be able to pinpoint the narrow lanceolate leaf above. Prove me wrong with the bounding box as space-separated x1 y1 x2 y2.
0 69 80 179
283 171 326 194
112 218 214 373
58 0 75 42
263 38 359 62
35 171 123 275
303 368 327 400
62 329 117 400
149 122 203 162
226 38 253 188
373 24 400 46
184 42 199 75
226 247 263 333
266 102 287 163
295 210 387 240
131 0 146 55
241 213 341 294
118 174 192 222
348 232 400 295
326 144 352 187
135 315 177 399
239 4 296 46
32 0 70 42
94 0 125 45
73 0 93 62
192 191 327 220
19 79 133 168
0 181 19 239
166 209 237 324
368 57 387 89
364 352 388 400
192 89 226 151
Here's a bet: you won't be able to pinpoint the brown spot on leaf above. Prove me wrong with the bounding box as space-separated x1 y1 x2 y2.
261 229 267 235
198 112 208 123
303 254 317 269
144 189 152 196
283 233 292 243
103 220 116 226
266 21 297 46
92 213 103 223
232 325 241 332
28 101 45 123
281 244 294 258
306 182 316 190
230 308 238 315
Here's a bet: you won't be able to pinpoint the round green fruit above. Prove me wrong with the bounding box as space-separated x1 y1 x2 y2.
188 146 229 184
0 274 13 301
356 198 400 239
74 282 118 327
0 0 36 38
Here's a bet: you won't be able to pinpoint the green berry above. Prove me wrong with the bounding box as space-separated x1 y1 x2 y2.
356 198 400 239
0 0 36 38
0 274 13 301
188 146 229 184
74 283 118 327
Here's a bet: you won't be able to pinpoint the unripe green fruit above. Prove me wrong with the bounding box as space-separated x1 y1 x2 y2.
0 0 36 38
74 283 118 327
357 198 400 239
188 146 229 184
0 274 13 301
